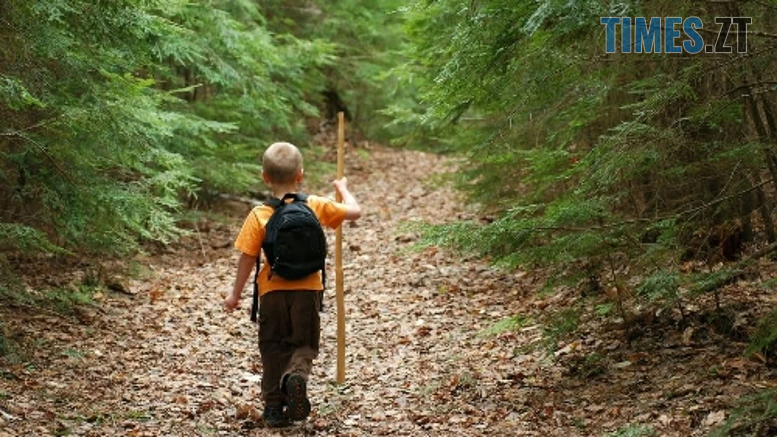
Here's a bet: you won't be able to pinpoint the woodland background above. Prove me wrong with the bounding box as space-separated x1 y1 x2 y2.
2 1 777 435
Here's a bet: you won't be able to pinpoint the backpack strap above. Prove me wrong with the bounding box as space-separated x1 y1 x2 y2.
263 193 308 208
319 264 326 312
250 256 261 322
282 192 308 202
263 197 284 209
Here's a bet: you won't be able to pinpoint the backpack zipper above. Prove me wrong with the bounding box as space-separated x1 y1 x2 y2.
268 257 279 280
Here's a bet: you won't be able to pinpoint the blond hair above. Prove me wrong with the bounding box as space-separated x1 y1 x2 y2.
262 142 303 185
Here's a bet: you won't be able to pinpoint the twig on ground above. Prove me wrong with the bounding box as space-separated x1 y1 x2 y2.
0 408 18 421
194 223 207 259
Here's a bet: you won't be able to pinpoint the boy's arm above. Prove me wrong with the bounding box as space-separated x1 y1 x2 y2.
224 253 257 311
333 177 361 220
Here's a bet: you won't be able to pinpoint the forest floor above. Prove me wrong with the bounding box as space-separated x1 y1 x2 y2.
2 145 777 436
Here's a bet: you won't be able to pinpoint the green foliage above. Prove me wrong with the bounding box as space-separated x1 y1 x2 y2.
0 75 44 110
595 303 615 317
576 352 606 378
543 308 580 351
62 348 86 360
746 309 777 359
396 0 777 327
712 389 777 437
0 224 64 254
0 319 23 365
637 271 679 303
0 321 12 359
0 0 405 289
480 314 527 337
605 424 655 437
259 0 410 141
44 287 96 314
687 268 741 296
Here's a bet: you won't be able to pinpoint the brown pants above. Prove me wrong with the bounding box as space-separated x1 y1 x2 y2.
258 290 321 407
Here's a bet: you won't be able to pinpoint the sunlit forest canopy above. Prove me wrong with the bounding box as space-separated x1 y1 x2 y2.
0 0 405 264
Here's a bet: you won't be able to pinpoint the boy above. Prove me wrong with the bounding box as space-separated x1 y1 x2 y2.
224 142 361 427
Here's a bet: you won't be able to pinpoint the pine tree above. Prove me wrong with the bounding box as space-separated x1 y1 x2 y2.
396 0 777 318
0 0 402 295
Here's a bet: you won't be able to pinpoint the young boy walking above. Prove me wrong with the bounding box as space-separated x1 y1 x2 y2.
224 142 361 427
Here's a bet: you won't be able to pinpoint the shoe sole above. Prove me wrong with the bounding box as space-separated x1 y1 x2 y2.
285 374 311 421
263 409 289 428
264 418 290 428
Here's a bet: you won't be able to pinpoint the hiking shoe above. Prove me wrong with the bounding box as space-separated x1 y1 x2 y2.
283 373 311 421
262 404 289 428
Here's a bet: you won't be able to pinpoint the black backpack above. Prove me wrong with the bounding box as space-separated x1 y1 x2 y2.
251 193 327 322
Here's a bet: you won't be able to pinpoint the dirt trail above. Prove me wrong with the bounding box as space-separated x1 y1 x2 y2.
0 147 530 436
0 146 762 436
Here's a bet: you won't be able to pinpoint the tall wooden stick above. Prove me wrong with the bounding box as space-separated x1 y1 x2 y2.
335 112 346 384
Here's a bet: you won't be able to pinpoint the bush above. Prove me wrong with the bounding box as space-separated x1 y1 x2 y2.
746 309 777 362
712 389 777 436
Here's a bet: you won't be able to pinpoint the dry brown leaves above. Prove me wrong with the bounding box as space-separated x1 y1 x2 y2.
1 145 776 436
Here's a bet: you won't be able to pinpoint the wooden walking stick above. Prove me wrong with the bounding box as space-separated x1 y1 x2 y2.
335 111 346 383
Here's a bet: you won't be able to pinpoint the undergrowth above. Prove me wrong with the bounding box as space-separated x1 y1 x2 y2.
712 389 777 436
606 424 655 437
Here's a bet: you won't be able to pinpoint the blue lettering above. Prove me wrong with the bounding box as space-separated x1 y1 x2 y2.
622 18 632 53
683 17 704 54
665 17 683 53
635 17 661 53
601 17 621 53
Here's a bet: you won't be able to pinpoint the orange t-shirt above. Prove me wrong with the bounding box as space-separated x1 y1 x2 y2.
234 195 348 296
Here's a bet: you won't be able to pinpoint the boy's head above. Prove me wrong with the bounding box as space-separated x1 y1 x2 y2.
262 142 303 186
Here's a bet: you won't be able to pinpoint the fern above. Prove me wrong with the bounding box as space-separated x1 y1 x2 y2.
0 224 65 254
637 271 680 303
746 309 777 358
606 424 655 437
712 389 777 437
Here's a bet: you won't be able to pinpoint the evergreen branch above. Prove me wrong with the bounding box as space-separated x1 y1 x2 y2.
0 115 67 137
706 45 777 74
703 0 769 4
480 57 586 151
722 81 777 97
10 134 75 184
696 27 777 41
753 0 777 11
534 178 774 233
742 30 777 40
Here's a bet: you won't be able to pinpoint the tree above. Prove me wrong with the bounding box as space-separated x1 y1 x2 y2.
397 0 777 318
0 0 332 290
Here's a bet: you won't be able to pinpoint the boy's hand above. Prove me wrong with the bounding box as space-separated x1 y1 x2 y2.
333 177 348 195
333 177 361 220
223 292 240 312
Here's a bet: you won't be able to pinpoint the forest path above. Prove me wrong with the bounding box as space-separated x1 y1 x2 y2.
0 146 542 436
1 146 747 437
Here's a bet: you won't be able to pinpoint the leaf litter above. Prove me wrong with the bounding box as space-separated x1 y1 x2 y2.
2 145 777 436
